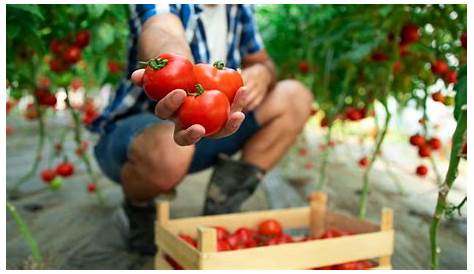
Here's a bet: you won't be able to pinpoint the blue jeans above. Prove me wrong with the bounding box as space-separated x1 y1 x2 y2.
94 112 261 183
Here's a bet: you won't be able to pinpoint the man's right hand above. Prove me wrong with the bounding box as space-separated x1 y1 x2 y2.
131 69 249 146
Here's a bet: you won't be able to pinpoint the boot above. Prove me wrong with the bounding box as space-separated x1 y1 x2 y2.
203 154 266 215
122 199 157 256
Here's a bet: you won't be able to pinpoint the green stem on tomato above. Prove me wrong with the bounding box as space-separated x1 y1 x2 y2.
429 110 466 269
6 200 43 264
64 88 105 206
358 101 391 219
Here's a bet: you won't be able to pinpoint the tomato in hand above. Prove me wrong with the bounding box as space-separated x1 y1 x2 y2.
258 219 283 238
193 61 243 103
177 86 230 136
142 53 196 101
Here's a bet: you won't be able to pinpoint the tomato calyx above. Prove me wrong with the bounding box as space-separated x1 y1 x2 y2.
187 84 206 97
213 60 226 70
141 57 169 70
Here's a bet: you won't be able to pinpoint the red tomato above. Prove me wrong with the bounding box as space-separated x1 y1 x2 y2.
41 169 56 183
49 58 67 73
49 39 65 55
226 234 241 250
6 125 14 136
179 234 197 247
398 42 410 56
177 87 229 136
212 226 230 241
358 157 368 168
142 53 196 101
87 183 97 193
418 144 432 158
392 60 401 74
193 61 243 103
74 30 90 48
258 219 283 238
245 239 258 248
320 117 330 128
356 260 374 269
314 265 333 270
400 23 420 44
333 261 361 270
108 60 122 74
371 52 389 62
164 254 183 270
320 229 350 239
24 103 38 120
298 61 310 74
345 107 363 121
56 162 75 177
63 46 82 64
416 165 428 177
428 137 442 150
460 31 467 49
431 91 445 103
463 142 467 155
217 239 231 251
233 227 255 244
71 78 83 91
431 60 449 75
445 70 457 84
409 134 425 147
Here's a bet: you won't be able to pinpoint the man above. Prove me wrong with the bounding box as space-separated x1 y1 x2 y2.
90 4 312 255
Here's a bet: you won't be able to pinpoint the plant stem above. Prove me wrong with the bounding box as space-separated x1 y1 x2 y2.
64 88 105 206
358 102 391 219
6 200 43 263
429 110 466 269
10 101 46 193
316 124 334 190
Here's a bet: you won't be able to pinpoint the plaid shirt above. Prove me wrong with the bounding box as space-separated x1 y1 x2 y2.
89 4 264 134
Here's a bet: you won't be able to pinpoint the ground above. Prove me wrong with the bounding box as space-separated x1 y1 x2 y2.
6 113 467 270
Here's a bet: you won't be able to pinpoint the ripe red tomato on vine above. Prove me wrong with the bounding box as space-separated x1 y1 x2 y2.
416 165 428 177
56 162 75 177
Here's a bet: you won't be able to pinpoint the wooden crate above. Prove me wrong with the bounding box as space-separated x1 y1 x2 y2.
154 192 394 270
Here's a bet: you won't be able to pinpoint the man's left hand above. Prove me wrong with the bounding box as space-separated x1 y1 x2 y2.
241 63 272 112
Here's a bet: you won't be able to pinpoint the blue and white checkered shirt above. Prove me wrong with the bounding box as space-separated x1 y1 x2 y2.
89 4 264 134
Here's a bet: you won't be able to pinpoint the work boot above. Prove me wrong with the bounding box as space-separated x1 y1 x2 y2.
122 199 157 256
203 154 266 215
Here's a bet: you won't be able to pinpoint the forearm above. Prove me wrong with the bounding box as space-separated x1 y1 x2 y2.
137 16 193 62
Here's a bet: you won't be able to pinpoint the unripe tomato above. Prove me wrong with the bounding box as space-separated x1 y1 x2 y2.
49 177 64 190
142 53 196 101
176 86 229 136
416 165 428 177
193 61 243 103
431 91 445 103
56 162 75 177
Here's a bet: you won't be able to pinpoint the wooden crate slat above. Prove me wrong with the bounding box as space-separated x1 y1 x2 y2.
166 207 310 236
155 224 201 269
199 230 394 269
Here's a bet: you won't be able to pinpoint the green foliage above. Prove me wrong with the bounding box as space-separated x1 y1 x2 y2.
6 4 129 95
256 4 467 118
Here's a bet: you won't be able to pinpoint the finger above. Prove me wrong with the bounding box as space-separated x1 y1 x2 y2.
210 111 245 138
245 94 265 112
230 86 249 113
131 69 145 86
174 124 206 146
154 89 187 119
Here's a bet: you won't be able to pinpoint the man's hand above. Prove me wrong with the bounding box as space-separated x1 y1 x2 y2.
131 69 248 146
241 63 272 112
